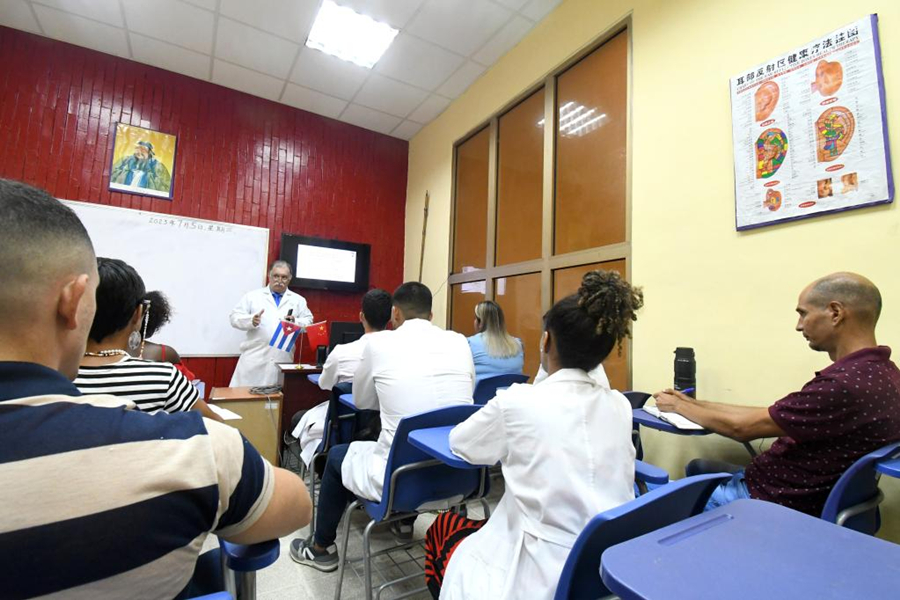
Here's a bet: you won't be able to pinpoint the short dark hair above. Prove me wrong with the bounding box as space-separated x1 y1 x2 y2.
362 289 392 330
0 180 95 314
144 291 173 338
89 258 147 343
545 270 644 371
392 282 432 319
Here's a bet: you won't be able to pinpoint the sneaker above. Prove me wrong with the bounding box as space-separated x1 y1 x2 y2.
290 537 338 572
390 519 414 543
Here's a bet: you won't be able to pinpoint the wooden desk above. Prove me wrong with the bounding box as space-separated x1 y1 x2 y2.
279 364 329 447
210 386 283 466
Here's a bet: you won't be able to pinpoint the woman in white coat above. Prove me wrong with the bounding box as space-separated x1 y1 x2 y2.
427 269 644 600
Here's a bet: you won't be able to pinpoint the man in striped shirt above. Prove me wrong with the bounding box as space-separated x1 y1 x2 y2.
0 179 312 598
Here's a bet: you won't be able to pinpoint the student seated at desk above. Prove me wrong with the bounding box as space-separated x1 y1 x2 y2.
291 288 392 466
0 180 312 598
654 272 900 516
291 282 475 572
128 290 197 380
428 269 643 600
468 300 524 384
74 257 220 421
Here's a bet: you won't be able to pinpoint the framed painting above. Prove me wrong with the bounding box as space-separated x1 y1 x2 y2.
109 123 177 200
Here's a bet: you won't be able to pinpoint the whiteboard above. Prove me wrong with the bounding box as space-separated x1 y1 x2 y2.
63 200 269 356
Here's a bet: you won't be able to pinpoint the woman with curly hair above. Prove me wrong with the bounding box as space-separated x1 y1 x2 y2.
426 269 644 599
128 290 196 380
75 258 217 419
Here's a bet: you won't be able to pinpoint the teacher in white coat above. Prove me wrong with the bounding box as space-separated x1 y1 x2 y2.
229 260 313 387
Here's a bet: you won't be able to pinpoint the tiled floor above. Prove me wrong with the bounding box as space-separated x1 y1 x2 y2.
212 480 502 600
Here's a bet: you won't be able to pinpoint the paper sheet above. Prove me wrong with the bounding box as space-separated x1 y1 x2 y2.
208 404 242 420
644 406 705 431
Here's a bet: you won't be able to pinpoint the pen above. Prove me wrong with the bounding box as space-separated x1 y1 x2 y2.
680 387 695 395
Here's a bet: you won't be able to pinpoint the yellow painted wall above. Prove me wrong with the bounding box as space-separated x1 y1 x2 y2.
404 0 900 540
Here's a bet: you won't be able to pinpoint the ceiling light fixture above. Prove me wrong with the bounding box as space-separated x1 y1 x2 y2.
306 0 399 69
537 102 607 137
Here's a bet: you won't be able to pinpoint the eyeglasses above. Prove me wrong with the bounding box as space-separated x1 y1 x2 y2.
270 274 291 281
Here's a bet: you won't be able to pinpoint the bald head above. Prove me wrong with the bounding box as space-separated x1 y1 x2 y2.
806 272 882 326
0 180 96 319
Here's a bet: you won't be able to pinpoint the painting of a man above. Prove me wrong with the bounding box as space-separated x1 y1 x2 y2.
109 124 177 199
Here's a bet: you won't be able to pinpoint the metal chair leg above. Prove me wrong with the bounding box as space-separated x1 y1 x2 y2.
334 499 360 600
362 520 378 600
479 497 491 519
238 571 256 600
308 460 318 538
220 549 237 598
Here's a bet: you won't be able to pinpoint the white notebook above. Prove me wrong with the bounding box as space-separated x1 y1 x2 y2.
643 406 705 430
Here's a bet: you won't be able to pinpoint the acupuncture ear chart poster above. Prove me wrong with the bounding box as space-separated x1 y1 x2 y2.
730 14 893 230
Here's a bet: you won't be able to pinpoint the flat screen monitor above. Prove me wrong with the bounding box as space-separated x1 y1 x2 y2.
328 321 365 353
280 234 370 292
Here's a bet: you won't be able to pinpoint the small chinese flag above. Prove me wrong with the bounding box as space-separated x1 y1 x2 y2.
306 321 328 349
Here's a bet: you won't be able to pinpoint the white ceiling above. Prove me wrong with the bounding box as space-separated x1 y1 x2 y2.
0 0 563 140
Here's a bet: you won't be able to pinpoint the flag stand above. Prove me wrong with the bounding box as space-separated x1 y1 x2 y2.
296 328 305 365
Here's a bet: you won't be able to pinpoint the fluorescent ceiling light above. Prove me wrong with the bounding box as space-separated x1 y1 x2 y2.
537 102 607 137
306 1 399 69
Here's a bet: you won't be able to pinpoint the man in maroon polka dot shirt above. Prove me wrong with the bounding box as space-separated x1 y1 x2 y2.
655 272 900 515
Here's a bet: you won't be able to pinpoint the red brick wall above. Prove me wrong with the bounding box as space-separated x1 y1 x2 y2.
0 27 408 389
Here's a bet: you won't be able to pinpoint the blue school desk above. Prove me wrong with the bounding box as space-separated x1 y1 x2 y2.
633 408 758 457
876 457 900 478
600 499 900 599
338 393 358 410
407 425 669 485
408 425 490 469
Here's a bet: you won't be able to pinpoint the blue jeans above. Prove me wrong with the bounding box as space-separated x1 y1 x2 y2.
314 444 356 548
705 471 751 510
684 458 751 511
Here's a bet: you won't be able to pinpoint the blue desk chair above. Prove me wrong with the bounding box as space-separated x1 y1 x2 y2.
623 391 651 460
473 373 529 405
334 404 489 600
308 382 355 537
634 459 669 493
218 539 280 600
554 472 731 600
821 441 900 534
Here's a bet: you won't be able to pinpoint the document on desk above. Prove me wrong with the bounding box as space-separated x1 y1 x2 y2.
208 404 243 421
643 406 704 430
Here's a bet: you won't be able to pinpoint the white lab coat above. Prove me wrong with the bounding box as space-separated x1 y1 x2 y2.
534 363 610 387
341 319 475 501
291 333 373 466
317 333 371 391
229 287 313 387
441 368 636 600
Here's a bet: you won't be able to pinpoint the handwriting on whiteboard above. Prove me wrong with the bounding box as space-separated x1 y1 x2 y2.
147 216 233 233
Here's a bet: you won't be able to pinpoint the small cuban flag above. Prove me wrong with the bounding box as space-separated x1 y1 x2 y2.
269 320 301 353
